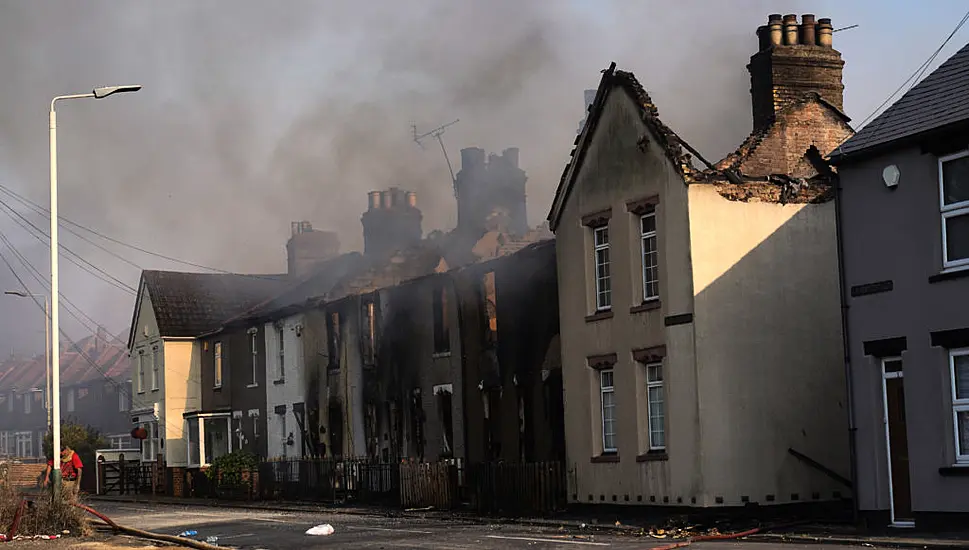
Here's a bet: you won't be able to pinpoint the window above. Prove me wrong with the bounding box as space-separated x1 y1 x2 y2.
940 151 969 268
600 369 617 453
646 363 666 450
137 350 145 393
66 388 75 413
951 348 969 463
118 387 127 412
248 328 258 386
276 409 289 458
594 226 611 310
362 300 376 365
432 283 450 354
482 271 498 348
15 432 32 458
24 392 31 414
151 346 159 391
6 392 11 412
214 341 223 388
185 414 231 467
328 312 341 369
140 420 160 462
107 435 129 450
187 417 200 466
0 432 9 455
248 409 260 440
641 212 659 301
277 327 285 380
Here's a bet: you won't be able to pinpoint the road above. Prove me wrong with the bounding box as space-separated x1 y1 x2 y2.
90 501 882 549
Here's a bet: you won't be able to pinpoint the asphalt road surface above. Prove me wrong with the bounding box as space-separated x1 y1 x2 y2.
91 501 885 549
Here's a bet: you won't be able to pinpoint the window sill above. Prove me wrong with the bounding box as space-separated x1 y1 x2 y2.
432 352 452 359
939 465 969 476
630 300 661 314
213 386 222 392
585 310 614 323
137 391 146 395
273 379 285 386
929 265 969 283
151 389 159 393
637 451 669 462
246 383 259 389
591 453 620 464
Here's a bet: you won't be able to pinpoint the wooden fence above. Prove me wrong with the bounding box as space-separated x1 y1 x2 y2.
399 462 458 510
468 461 566 516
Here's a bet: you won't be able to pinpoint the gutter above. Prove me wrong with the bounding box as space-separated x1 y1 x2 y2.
833 171 860 526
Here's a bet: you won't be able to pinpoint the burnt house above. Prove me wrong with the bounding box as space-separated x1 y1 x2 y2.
454 239 564 464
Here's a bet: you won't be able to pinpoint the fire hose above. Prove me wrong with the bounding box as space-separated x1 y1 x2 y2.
72 503 226 550
650 526 762 550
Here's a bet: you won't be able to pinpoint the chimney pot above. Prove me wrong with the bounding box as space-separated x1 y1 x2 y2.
406 191 417 208
381 191 392 209
756 25 770 51
800 14 817 46
368 191 381 210
783 14 798 45
460 147 486 171
817 18 833 48
767 14 783 46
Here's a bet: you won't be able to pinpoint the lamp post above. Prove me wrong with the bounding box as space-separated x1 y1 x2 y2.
49 85 141 497
4 291 50 430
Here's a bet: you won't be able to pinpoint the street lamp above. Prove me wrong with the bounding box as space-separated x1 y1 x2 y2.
49 84 140 497
4 291 50 430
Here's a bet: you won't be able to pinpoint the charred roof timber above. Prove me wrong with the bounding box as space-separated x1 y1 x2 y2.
749 14 844 132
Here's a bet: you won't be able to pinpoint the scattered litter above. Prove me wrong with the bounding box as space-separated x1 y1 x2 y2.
305 524 335 536
615 521 621 527
61 530 70 535
178 530 198 537
205 535 219 544
579 523 587 529
405 506 434 512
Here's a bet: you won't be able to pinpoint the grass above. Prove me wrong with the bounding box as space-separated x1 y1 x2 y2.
0 482 92 538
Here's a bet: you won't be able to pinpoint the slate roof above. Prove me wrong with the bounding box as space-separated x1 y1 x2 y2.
221 252 367 327
831 41 969 161
0 332 130 392
130 270 288 344
547 63 697 231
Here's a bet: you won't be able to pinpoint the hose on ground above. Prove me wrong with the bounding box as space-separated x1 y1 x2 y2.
651 526 762 550
71 503 225 550
3 497 28 540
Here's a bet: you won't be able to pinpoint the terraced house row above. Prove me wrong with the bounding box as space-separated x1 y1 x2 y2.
117 13 968 527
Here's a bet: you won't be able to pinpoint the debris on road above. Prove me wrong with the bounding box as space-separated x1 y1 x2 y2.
178 530 198 537
305 524 335 536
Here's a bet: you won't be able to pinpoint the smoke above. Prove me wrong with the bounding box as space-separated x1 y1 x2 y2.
0 0 823 351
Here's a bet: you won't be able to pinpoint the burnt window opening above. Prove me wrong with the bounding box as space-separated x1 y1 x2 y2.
411 388 426 461
327 311 342 370
362 300 376 365
482 271 498 348
432 283 450 354
327 404 344 459
434 385 454 458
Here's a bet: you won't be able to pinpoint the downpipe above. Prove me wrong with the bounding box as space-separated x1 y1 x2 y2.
834 174 860 525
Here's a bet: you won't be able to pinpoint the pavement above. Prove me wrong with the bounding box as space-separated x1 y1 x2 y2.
80 496 969 549
70 500 929 549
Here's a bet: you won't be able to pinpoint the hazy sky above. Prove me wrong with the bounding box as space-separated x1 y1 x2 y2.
0 1 966 355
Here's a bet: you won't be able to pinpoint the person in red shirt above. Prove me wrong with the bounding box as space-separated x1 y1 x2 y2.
42 445 83 495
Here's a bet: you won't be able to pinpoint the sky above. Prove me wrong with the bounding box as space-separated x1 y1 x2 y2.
0 0 967 356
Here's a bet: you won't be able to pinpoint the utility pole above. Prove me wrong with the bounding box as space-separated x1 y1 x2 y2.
412 119 460 196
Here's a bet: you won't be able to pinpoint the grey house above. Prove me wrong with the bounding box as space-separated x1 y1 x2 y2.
830 42 969 528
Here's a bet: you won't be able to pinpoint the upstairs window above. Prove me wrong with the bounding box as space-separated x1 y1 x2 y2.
362 300 376 365
248 328 259 386
432 282 450 354
214 342 223 388
641 211 659 301
277 326 285 381
593 226 612 310
482 271 498 348
940 151 969 269
137 350 145 393
151 346 160 391
328 312 341 370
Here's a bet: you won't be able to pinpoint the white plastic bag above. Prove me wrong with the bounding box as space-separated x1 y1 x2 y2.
305 524 335 536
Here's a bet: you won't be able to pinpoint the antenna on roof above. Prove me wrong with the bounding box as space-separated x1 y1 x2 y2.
832 24 859 33
412 119 460 196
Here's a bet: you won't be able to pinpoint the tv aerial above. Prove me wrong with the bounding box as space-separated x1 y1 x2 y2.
412 119 460 196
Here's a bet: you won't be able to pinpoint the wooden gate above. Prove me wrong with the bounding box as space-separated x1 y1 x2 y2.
399 462 457 510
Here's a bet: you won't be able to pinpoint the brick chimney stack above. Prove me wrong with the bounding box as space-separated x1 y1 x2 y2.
360 187 423 258
748 13 844 132
287 222 340 277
